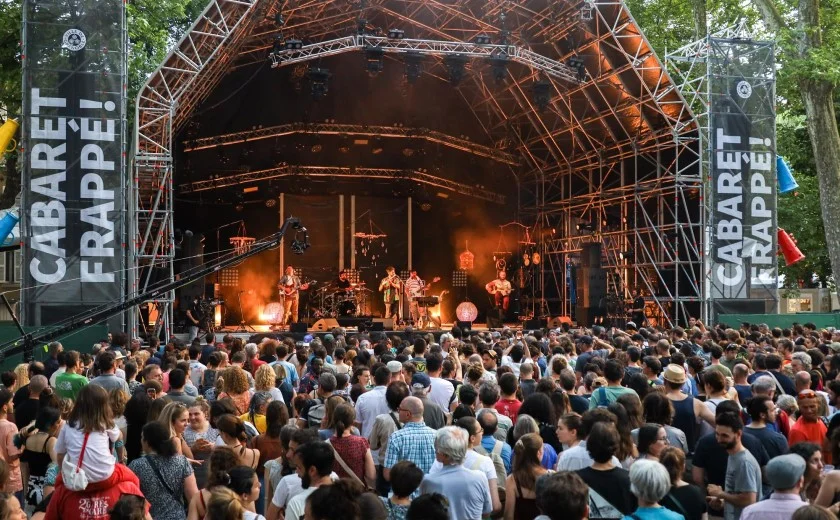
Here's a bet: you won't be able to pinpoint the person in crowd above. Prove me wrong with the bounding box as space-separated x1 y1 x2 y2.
124 389 152 463
241 391 272 434
128 421 198 520
744 395 790 459
216 414 260 469
427 353 456 413
160 401 195 460
575 421 638 518
218 367 252 415
250 401 287 515
254 364 283 405
410 373 447 430
284 441 336 520
380 460 423 519
186 445 239 520
556 412 582 450
206 487 247 520
789 389 828 447
790 442 825 503
792 505 836 520
54 384 120 486
13 374 47 430
265 429 326 520
504 432 548 520
303 479 364 520
419 426 493 519
183 399 215 487
477 382 513 440
167 368 197 406
740 454 809 520
369 381 409 496
659 446 707 520
226 465 265 520
557 408 621 471
516 392 562 453
89 351 131 394
384 396 436 481
624 459 684 520
54 351 88 400
590 360 636 409
705 411 762 520
447 416 503 512
608 402 639 468
512 414 558 470
355 366 392 439
534 471 590 520
637 424 670 462
263 425 296 513
633 392 688 453
662 363 715 453
328 403 376 486
18 406 60 507
478 408 513 474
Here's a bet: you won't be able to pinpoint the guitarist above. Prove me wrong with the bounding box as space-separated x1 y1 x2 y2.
485 270 512 313
404 270 441 326
278 265 308 325
378 266 402 321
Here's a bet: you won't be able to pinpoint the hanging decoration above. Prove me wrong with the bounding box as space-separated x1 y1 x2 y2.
229 221 255 255
459 240 475 270
354 210 388 267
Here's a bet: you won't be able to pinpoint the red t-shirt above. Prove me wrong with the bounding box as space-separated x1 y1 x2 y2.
330 435 370 480
45 464 149 520
251 359 267 376
788 417 827 447
495 398 522 424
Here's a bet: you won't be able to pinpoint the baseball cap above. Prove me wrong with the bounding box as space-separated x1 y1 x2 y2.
303 334 314 343
626 321 637 330
765 454 806 490
411 373 431 389
386 361 403 373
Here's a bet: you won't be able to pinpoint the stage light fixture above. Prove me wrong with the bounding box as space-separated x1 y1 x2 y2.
619 250 634 261
284 39 303 50
357 18 369 35
272 35 284 54
307 67 331 99
444 54 469 85
404 51 425 83
274 12 284 25
489 56 509 83
388 28 405 39
365 46 384 74
265 198 277 208
474 34 491 45
568 56 586 81
576 221 595 232
532 79 552 112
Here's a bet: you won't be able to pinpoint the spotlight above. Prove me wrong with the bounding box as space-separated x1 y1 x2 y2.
235 203 244 212
576 221 595 232
284 39 303 50
619 251 634 261
474 34 491 45
365 46 384 74
489 56 509 83
444 54 469 86
388 28 405 39
274 12 284 25
420 202 432 212
265 198 277 208
532 79 552 112
307 67 331 99
568 56 586 81
404 51 425 83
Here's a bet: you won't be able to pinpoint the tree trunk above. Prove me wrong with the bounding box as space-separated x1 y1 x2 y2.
691 0 708 39
0 154 18 210
800 81 840 303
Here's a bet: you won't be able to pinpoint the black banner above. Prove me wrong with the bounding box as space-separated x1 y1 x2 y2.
21 0 125 326
708 39 777 302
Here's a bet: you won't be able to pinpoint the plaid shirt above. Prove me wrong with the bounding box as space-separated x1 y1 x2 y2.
383 421 437 473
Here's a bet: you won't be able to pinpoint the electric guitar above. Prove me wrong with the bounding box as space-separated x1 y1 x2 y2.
280 279 314 297
409 276 441 298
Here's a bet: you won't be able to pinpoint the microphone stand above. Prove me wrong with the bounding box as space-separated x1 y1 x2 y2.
235 290 256 333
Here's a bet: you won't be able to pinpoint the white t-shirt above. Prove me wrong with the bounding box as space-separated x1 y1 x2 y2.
268 387 285 404
271 472 340 509
428 377 455 412
430 449 497 482
244 512 266 520
285 486 317 520
55 424 120 483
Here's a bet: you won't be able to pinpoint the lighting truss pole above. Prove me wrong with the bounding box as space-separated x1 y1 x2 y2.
268 35 582 85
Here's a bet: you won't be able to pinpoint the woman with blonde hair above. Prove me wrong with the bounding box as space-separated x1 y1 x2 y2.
205 487 247 520
218 367 251 415
159 401 195 459
504 433 548 520
254 365 283 404
11 365 27 394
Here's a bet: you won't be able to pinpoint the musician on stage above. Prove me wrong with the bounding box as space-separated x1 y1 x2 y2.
630 288 646 327
186 296 204 341
278 265 302 324
485 270 512 313
335 270 353 292
379 266 402 321
404 269 425 325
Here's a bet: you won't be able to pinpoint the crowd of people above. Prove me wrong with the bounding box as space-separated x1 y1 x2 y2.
0 321 839 520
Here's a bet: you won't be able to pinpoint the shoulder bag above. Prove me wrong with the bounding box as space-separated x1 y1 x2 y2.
60 432 90 491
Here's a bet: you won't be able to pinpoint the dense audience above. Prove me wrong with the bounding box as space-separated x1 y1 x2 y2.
0 321 839 519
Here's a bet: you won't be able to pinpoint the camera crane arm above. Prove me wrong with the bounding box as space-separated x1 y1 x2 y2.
0 217 309 361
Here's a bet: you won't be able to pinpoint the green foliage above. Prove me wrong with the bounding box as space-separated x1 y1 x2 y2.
0 0 22 118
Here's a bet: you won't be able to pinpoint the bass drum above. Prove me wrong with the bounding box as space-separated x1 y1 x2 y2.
338 299 357 316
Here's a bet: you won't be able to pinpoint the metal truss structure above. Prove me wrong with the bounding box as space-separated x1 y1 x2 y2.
179 165 507 203
132 0 705 334
268 35 582 84
181 122 519 165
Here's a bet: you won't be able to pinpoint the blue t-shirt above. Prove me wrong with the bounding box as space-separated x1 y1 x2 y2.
623 506 685 520
743 425 789 459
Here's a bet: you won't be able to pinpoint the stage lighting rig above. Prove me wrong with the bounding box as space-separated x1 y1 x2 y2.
576 221 595 233
387 28 405 39
272 35 283 54
568 56 587 81
619 251 634 261
285 39 303 50
404 51 425 83
307 67 331 99
274 12 285 25
489 56 509 83
474 34 491 45
532 79 552 112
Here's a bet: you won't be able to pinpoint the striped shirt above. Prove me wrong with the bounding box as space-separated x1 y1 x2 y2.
383 421 436 473
404 277 425 297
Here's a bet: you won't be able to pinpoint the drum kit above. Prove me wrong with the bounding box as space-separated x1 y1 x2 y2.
315 282 371 318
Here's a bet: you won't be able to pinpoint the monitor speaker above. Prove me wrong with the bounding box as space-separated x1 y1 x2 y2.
456 320 472 331
311 318 340 331
372 318 394 331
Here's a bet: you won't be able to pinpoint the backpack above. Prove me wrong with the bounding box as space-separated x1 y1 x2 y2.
306 398 327 428
474 441 506 502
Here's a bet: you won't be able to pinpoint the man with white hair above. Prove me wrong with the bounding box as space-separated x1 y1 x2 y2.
245 342 265 374
420 426 493 520
627 459 679 519
790 352 812 374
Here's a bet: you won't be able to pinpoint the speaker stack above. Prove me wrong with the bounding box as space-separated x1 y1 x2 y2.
575 243 606 326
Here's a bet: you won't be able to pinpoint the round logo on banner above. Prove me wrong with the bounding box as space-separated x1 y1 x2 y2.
63 29 87 51
736 80 752 99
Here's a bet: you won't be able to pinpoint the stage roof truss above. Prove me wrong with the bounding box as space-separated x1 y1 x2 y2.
181 122 520 165
178 165 507 204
